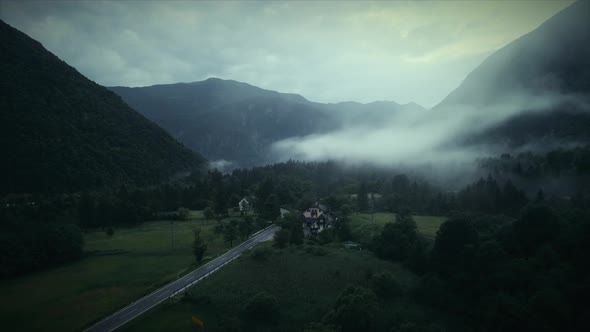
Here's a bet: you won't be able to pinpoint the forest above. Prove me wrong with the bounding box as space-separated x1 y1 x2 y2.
1 158 589 331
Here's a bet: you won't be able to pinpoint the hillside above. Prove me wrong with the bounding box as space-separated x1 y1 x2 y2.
434 1 590 148
111 79 424 167
0 20 206 194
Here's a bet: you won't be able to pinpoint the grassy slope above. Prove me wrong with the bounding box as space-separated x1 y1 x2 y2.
0 211 233 332
349 213 447 244
121 243 415 332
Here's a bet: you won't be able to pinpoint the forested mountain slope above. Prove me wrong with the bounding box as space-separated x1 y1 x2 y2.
111 79 424 167
435 1 590 148
0 20 206 194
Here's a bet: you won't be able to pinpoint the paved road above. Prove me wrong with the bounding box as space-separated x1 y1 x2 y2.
84 224 279 332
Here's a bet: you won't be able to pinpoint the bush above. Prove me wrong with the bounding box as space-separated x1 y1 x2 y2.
177 207 190 220
273 229 291 249
323 285 378 332
305 245 328 256
105 227 114 237
244 292 280 323
369 271 402 299
0 223 84 278
203 206 215 220
251 246 271 261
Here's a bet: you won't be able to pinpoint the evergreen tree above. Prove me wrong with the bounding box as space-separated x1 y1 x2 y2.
77 191 95 228
357 183 369 212
223 220 238 247
192 228 207 263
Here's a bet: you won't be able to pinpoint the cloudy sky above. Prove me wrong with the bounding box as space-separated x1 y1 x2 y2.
0 0 573 107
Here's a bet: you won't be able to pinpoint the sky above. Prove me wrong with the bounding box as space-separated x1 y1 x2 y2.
0 0 573 108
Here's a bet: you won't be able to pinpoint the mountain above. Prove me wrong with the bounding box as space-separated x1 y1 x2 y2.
0 20 206 194
110 79 424 167
434 0 590 148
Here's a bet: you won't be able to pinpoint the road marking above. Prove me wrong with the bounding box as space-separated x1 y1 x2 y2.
119 309 138 320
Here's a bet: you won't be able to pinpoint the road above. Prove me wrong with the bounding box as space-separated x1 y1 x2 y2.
84 224 279 332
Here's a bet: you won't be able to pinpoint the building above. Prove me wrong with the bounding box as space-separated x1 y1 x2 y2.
301 202 333 236
238 197 250 214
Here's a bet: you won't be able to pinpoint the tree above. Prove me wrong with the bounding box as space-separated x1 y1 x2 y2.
323 286 378 332
213 188 228 216
263 194 280 221
357 183 369 212
203 206 215 220
177 207 190 220
273 229 291 249
340 204 352 217
432 217 479 277
256 178 275 209
192 228 207 263
336 215 352 241
369 271 401 299
500 180 528 214
303 322 337 332
77 191 95 228
513 205 560 256
238 218 252 240
286 213 303 245
372 211 419 262
224 221 238 247
244 292 280 323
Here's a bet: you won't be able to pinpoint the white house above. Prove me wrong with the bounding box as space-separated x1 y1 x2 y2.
239 197 250 213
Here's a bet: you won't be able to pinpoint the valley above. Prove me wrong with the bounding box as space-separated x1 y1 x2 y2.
1 1 589 332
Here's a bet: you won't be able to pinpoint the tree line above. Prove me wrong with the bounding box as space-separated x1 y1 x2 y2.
0 159 584 278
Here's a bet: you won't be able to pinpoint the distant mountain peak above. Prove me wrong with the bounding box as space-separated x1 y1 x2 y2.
434 0 590 109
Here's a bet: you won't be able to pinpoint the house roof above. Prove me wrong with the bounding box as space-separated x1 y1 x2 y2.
303 207 323 219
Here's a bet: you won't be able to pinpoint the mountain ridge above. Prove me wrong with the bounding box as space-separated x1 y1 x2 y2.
433 0 590 150
0 20 206 194
110 78 425 168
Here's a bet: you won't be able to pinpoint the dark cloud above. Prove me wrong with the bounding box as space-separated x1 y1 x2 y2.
0 0 572 107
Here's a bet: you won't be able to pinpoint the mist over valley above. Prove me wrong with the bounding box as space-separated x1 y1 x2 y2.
1 2 589 332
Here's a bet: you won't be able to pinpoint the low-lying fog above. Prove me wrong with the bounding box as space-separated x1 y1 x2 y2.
270 92 589 187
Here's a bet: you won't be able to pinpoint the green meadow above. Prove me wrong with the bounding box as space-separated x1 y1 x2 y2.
0 211 445 332
349 213 447 244
120 214 446 332
0 211 231 332
121 243 417 332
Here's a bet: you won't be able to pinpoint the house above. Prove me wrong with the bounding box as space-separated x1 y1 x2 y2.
301 202 333 236
238 197 250 214
280 208 290 219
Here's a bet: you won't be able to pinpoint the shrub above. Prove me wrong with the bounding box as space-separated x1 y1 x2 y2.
369 271 402 299
244 292 280 323
177 207 190 221
251 246 271 261
305 245 328 256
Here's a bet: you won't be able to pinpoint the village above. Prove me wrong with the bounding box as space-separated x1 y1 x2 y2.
237 196 363 251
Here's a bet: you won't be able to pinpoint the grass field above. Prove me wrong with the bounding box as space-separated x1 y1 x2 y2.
121 243 417 332
349 213 447 244
0 211 237 332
